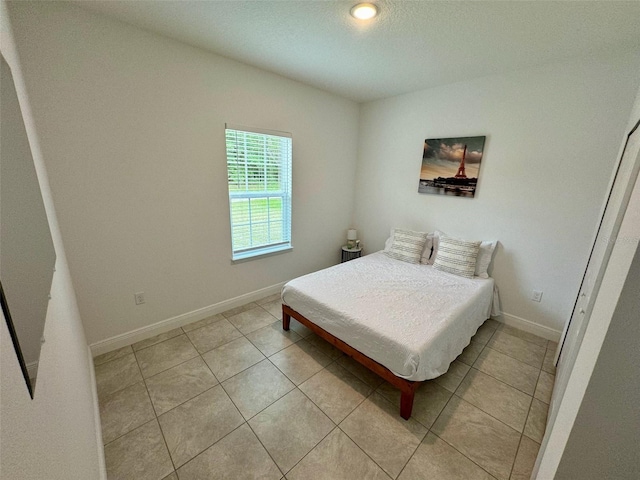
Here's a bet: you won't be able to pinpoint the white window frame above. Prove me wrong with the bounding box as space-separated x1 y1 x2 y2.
225 123 292 262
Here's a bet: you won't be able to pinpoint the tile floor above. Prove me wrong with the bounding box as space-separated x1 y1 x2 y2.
95 294 557 480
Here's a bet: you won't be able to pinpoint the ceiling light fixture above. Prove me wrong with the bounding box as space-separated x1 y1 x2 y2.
350 3 378 20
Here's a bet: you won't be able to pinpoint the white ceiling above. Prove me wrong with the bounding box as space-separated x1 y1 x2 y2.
75 0 640 102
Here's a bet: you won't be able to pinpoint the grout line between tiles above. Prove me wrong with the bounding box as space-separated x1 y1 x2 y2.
508 432 526 480
421 343 510 480
244 409 289 477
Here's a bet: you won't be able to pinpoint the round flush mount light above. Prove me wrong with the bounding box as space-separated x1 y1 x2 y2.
350 3 378 20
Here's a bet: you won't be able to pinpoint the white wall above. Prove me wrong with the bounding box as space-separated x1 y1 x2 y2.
555 238 640 478
354 56 640 335
534 82 640 478
8 2 360 346
0 1 104 478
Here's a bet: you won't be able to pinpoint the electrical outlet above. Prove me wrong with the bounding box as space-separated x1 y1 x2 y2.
532 290 543 302
134 292 145 305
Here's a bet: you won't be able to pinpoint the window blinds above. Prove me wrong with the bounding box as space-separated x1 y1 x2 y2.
225 124 292 260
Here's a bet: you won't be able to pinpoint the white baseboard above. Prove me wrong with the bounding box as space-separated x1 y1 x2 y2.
90 282 286 357
497 312 562 342
88 346 107 479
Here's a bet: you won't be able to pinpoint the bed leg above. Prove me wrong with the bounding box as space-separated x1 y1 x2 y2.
282 306 290 331
400 387 416 420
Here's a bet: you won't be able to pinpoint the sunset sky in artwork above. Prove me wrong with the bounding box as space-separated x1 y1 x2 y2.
420 137 485 180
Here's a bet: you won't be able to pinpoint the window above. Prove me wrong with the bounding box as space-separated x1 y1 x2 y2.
225 124 292 261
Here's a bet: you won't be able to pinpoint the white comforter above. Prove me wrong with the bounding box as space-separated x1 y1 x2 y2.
282 251 494 381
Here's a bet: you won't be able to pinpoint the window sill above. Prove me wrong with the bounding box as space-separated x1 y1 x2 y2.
231 245 293 264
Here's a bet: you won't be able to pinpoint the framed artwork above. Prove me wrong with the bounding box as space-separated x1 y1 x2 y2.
418 136 486 198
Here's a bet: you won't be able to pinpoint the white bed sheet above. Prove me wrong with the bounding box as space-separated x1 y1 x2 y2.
282 251 494 381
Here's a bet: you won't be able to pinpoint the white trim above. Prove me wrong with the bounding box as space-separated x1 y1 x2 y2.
89 282 286 357
231 245 293 263
496 312 562 342
225 123 291 138
88 347 107 479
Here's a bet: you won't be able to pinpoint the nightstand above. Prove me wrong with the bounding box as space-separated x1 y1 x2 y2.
341 246 362 263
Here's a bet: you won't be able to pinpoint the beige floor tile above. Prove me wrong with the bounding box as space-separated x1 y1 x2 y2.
95 353 143 400
511 435 540 480
398 432 493 480
336 355 385 389
288 428 390 480
433 360 471 392
96 301 563 480
457 341 485 366
472 323 497 345
487 331 545 369
524 398 548 443
289 318 314 338
222 302 260 318
456 369 532 432
201 336 265 382
181 313 225 333
104 420 173 480
375 380 452 429
158 385 243 467
484 319 502 330
249 389 335 473
185 318 243 354
299 362 372 423
132 328 184 352
245 321 301 357
176 424 281 480
474 348 539 395
227 306 277 334
135 334 199 378
221 359 295 419
303 334 343 359
340 392 427 478
100 381 155 445
94 345 133 367
498 325 547 347
432 396 520 480
542 346 557 375
261 299 283 319
145 356 218 415
534 371 555 404
257 293 282 305
269 341 332 385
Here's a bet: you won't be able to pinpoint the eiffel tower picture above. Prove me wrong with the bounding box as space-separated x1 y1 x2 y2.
454 145 468 178
418 136 486 198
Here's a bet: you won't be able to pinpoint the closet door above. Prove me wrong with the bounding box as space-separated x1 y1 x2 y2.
550 120 640 421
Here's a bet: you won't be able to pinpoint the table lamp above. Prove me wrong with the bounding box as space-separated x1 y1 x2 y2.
347 229 358 249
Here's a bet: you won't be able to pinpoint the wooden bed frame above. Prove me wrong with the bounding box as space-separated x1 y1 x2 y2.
282 304 419 420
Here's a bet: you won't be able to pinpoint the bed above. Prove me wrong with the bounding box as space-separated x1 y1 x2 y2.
281 250 495 419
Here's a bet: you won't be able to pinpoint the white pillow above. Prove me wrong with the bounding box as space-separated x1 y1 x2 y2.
427 230 445 265
384 228 428 264
420 233 434 264
432 235 481 278
384 229 394 251
475 241 497 278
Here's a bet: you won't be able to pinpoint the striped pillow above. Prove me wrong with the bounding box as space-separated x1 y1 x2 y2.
384 229 428 264
432 235 481 278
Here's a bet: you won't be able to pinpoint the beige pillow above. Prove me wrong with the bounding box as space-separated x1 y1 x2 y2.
384 228 428 264
432 235 481 278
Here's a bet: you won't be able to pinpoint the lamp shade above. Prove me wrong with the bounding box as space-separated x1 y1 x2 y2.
347 229 358 240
